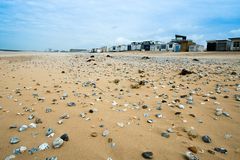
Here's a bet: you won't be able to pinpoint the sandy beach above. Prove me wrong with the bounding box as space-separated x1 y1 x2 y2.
0 51 240 160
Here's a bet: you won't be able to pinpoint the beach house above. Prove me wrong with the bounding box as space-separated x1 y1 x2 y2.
207 40 231 51
229 37 240 51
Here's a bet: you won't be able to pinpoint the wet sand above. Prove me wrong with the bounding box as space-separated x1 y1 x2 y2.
0 51 240 160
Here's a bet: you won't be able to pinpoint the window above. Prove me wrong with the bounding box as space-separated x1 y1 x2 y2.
169 44 173 48
233 42 240 47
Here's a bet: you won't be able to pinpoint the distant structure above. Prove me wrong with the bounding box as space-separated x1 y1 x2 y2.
207 40 231 51
189 44 204 52
69 49 87 52
170 35 195 52
90 34 204 53
229 37 240 51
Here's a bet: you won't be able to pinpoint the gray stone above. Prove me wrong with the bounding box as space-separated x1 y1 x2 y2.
142 151 153 159
18 125 28 132
46 156 58 160
214 147 227 154
202 135 211 143
28 147 39 154
185 151 199 160
161 132 170 138
102 129 109 137
53 137 64 148
67 102 76 107
4 155 16 160
39 143 50 151
46 128 54 136
9 137 20 144
13 146 27 155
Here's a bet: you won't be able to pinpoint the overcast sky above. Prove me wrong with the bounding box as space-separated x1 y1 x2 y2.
0 0 240 50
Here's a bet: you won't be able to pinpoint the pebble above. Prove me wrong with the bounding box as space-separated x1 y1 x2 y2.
67 102 76 107
187 96 193 104
147 119 153 123
18 125 28 132
9 137 20 144
13 146 27 154
46 128 54 136
91 132 98 137
214 147 228 154
28 147 39 154
9 125 17 129
35 118 43 124
185 151 199 160
102 129 109 137
53 137 64 148
45 108 52 113
188 146 198 153
187 129 198 138
215 108 223 116
202 135 212 143
161 132 170 138
46 156 58 160
4 155 16 160
39 143 50 150
142 151 153 159
29 123 37 128
28 114 34 120
178 104 185 109
155 114 162 118
60 133 69 141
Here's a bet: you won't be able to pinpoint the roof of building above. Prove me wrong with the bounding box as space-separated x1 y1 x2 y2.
229 37 240 40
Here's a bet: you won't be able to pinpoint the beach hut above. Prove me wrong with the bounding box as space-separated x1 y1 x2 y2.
167 42 181 52
141 41 154 51
207 40 231 51
229 37 240 51
131 42 142 51
189 44 204 52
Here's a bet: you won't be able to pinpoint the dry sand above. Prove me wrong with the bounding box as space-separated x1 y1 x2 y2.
0 51 240 160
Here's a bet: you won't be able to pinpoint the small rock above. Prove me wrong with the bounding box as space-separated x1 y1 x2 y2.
53 137 64 148
29 123 37 128
28 147 39 154
46 128 54 136
215 108 223 116
39 143 50 150
214 147 227 154
207 149 215 155
9 125 17 129
178 104 185 109
187 129 198 138
102 129 109 137
60 133 69 141
179 69 194 76
45 108 52 113
147 119 153 123
10 137 20 144
4 155 16 160
18 125 28 132
188 146 198 153
46 156 58 160
13 146 27 154
202 135 211 143
91 132 98 137
185 151 199 160
35 118 43 124
142 151 153 159
28 114 34 120
161 132 170 138
67 102 76 107
155 114 163 118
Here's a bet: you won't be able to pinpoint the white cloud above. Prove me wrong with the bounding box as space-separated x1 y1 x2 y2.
230 28 240 35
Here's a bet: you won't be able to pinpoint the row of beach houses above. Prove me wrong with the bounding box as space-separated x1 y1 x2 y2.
91 35 204 53
90 35 240 53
